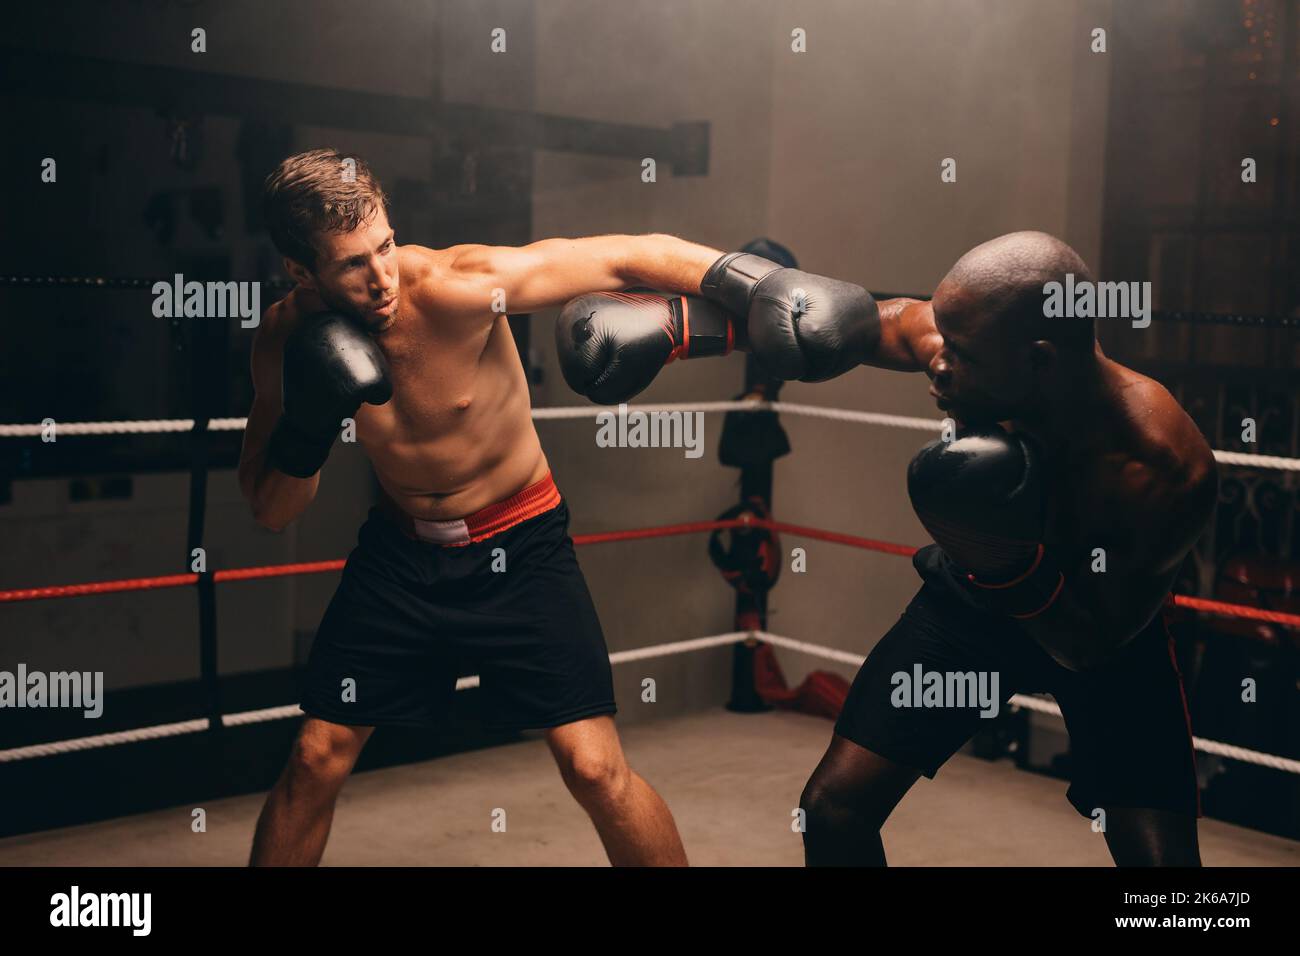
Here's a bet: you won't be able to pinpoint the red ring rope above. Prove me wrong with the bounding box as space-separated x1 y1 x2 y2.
1 518 1296 631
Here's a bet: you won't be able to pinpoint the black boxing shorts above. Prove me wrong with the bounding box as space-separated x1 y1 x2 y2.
834 544 1200 819
300 472 616 730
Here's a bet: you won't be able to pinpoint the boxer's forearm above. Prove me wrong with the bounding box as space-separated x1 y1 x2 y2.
619 234 725 295
871 298 940 372
244 456 319 532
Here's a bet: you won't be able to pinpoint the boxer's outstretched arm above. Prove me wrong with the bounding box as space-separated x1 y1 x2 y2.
869 298 943 372
436 234 722 316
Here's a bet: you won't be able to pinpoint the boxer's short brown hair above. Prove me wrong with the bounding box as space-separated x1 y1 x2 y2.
263 148 389 270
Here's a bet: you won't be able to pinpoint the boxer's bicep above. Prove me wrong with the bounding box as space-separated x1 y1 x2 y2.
445 237 628 315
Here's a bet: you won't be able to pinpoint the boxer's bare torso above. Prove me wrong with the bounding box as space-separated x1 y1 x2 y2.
243 245 547 521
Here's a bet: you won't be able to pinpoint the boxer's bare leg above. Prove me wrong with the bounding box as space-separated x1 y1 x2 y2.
250 717 372 866
546 715 687 866
800 734 922 866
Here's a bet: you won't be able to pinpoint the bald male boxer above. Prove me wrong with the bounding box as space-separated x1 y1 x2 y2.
240 148 872 866
809 232 1216 866
561 231 1216 866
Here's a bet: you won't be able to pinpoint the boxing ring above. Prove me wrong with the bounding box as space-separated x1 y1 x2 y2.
4 400 1299 771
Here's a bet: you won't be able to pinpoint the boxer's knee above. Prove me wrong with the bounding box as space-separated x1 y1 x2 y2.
801 772 885 834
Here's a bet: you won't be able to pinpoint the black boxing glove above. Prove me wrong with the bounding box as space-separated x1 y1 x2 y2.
907 425 1064 619
700 252 880 382
555 290 740 404
268 311 393 478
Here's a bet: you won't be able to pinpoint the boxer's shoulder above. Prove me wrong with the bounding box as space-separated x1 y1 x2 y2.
396 242 442 280
396 243 462 315
1119 370 1215 489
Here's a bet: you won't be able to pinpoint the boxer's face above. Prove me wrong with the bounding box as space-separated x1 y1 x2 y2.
296 207 401 332
928 281 1034 424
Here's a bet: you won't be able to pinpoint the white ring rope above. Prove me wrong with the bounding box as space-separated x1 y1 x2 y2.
0 418 247 437
2 630 1295 775
768 401 942 432
1206 450 1300 471
1 401 1294 471
758 631 1300 775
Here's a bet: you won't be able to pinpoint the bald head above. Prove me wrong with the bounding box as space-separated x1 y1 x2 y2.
939 231 1096 352
926 232 1102 424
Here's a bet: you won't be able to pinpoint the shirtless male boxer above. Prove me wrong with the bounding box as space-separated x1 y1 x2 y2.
559 231 1217 866
816 233 1216 866
240 148 874 866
